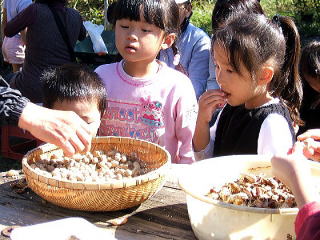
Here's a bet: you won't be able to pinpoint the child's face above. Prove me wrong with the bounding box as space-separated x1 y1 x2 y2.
52 100 101 137
213 43 261 108
115 14 166 65
304 73 320 93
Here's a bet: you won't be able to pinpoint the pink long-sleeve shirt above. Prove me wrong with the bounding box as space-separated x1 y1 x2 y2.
295 201 320 239
95 60 198 164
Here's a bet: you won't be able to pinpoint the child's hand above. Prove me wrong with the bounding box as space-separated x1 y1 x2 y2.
197 89 226 124
271 147 316 208
272 143 306 190
296 129 320 162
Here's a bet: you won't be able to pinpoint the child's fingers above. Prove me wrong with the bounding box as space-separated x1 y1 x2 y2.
291 141 305 155
199 92 226 106
200 89 226 100
199 97 225 113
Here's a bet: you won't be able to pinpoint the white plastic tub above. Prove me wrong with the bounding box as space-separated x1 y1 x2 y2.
178 155 320 240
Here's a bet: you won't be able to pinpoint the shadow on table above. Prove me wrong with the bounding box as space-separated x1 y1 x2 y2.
0 179 195 239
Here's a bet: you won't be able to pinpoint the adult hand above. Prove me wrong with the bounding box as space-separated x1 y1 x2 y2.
296 129 320 161
18 102 92 156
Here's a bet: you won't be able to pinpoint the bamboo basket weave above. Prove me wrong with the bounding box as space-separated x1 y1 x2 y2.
22 137 171 211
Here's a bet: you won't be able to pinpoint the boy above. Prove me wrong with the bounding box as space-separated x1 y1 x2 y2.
41 63 107 136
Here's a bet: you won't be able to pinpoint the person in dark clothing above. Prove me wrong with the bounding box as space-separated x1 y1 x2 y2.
0 77 92 156
4 0 86 103
297 41 320 135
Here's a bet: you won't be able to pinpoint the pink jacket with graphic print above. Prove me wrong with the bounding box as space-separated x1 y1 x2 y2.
95 60 198 164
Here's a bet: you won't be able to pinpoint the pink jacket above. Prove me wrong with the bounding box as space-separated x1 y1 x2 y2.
95 60 198 164
295 201 320 239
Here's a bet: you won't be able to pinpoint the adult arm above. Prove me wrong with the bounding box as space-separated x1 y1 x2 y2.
0 77 92 156
0 77 29 125
17 0 33 44
4 4 35 37
18 103 92 156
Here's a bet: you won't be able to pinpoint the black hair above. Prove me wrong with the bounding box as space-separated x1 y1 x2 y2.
107 2 117 24
300 40 320 80
113 0 180 66
113 0 180 36
214 14 303 125
211 0 264 34
41 63 107 116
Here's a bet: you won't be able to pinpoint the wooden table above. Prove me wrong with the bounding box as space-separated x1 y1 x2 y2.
0 169 196 240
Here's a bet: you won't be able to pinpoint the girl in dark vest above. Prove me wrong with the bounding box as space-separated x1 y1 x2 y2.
193 14 302 159
297 41 320 136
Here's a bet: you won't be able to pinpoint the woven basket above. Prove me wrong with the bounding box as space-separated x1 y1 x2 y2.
22 137 171 211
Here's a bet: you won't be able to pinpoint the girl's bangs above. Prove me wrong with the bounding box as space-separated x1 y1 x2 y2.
114 0 165 30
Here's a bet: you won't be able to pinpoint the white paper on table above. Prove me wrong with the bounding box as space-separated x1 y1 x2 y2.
10 217 117 240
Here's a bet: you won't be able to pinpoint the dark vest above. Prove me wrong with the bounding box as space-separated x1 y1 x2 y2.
213 103 295 156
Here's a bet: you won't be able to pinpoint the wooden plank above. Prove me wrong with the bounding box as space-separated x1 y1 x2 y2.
0 172 196 240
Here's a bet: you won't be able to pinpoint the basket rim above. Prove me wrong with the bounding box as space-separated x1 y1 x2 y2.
22 136 171 190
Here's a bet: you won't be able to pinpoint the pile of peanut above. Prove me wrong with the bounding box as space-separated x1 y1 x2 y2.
29 150 146 182
206 173 296 208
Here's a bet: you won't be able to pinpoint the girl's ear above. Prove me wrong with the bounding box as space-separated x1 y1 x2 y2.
161 33 176 50
258 66 274 85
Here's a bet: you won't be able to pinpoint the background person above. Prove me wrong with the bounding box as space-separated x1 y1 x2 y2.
297 40 320 135
1 0 32 73
4 0 86 103
159 0 212 100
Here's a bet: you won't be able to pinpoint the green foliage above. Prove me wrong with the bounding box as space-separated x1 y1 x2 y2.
70 0 319 37
68 0 105 25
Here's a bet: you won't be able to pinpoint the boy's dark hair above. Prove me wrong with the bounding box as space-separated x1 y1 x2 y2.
211 0 264 33
41 63 107 115
300 40 320 80
214 14 302 125
112 0 180 36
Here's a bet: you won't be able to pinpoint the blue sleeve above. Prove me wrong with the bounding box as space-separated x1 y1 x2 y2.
187 36 211 99
17 0 32 13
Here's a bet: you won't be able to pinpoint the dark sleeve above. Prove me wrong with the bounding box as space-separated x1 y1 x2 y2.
0 77 29 125
4 3 36 37
295 202 320 240
78 16 86 41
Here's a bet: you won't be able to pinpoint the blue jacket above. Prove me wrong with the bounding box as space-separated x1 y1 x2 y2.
160 23 217 99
